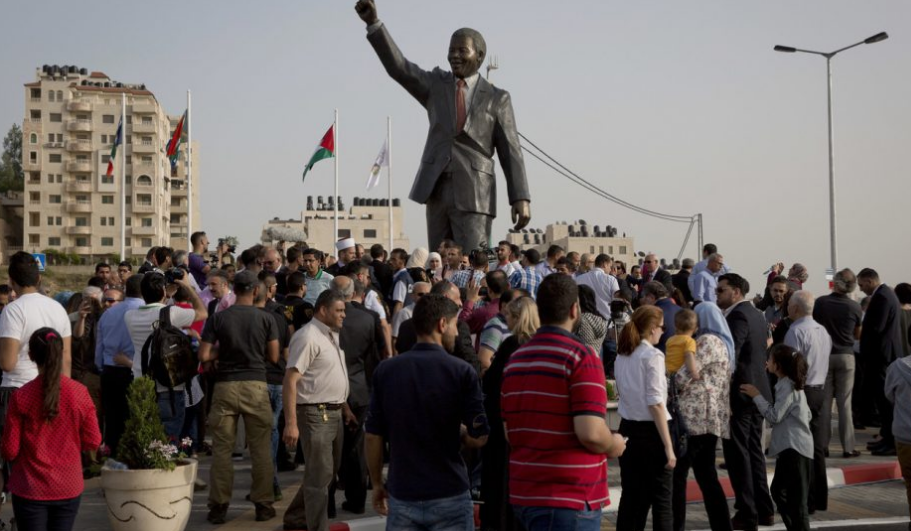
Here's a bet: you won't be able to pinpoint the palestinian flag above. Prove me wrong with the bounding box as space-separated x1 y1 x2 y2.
166 110 187 171
302 124 335 182
105 117 123 177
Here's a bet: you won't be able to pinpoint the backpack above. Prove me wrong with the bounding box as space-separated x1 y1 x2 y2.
141 306 195 414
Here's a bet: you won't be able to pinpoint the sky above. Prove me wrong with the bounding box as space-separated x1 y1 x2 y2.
2 0 910 296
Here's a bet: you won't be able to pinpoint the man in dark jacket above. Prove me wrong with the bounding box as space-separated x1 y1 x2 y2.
858 268 904 456
717 273 775 531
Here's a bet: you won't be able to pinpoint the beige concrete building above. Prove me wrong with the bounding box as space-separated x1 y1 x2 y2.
504 221 637 269
0 192 24 264
21 64 200 260
261 196 410 255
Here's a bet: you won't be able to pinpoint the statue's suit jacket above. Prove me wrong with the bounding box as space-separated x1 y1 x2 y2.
367 24 530 217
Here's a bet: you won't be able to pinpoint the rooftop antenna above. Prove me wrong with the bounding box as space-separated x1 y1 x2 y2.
486 54 499 80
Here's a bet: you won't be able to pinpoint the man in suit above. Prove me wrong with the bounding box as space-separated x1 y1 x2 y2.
328 276 380 515
356 0 531 251
641 253 675 295
717 273 775 531
858 268 904 456
672 258 694 305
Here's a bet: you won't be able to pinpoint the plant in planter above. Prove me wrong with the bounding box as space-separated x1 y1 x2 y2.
101 377 198 531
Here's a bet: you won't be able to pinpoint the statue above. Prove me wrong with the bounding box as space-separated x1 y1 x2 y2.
355 0 531 252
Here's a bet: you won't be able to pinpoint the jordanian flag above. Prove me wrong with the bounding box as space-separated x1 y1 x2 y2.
105 117 123 177
302 124 335 182
166 110 187 171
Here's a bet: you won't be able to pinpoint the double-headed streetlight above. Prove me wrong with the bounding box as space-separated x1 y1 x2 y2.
774 31 888 274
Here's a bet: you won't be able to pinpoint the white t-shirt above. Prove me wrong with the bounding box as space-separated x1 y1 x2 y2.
364 290 387 321
0 292 72 388
125 304 196 390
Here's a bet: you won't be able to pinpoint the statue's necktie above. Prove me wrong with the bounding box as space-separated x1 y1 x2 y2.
456 79 467 131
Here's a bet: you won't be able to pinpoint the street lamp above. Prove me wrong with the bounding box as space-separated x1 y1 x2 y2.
773 32 888 274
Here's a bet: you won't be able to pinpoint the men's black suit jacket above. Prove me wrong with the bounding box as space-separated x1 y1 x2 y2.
860 284 903 367
726 301 772 410
367 24 529 217
340 303 379 409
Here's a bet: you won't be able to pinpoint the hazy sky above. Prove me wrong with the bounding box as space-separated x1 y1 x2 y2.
3 0 910 296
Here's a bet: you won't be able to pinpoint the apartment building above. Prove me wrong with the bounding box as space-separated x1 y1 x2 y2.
261 196 410 255
505 221 637 269
22 64 200 259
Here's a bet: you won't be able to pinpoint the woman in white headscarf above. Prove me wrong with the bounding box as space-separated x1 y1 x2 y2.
426 252 444 282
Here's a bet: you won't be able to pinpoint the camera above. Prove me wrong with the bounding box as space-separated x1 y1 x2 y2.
165 267 185 284
218 238 237 254
468 242 498 271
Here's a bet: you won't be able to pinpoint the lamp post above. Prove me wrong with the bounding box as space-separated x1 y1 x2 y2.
774 32 888 273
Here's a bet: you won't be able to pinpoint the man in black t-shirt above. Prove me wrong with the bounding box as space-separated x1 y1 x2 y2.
282 271 314 331
199 271 280 524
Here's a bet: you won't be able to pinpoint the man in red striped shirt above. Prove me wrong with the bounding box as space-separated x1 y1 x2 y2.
501 274 626 530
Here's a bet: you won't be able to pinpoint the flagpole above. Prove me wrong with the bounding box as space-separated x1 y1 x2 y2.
387 116 393 251
120 92 126 260
186 89 192 251
334 108 339 246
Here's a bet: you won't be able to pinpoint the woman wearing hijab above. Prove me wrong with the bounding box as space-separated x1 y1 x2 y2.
426 252 444 282
575 284 608 355
406 247 430 283
671 302 733 531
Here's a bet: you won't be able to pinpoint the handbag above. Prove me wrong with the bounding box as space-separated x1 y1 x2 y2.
666 374 689 459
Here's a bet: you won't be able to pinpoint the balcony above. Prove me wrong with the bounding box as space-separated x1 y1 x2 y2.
69 246 93 255
66 161 92 172
65 182 92 193
132 102 156 114
132 122 156 134
132 142 158 154
23 161 40 172
66 100 93 113
65 226 92 235
132 225 157 235
171 203 188 214
66 120 93 132
44 142 65 149
132 202 155 213
66 141 92 153
65 201 92 213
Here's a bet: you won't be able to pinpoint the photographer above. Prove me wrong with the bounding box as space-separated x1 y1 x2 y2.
173 250 202 294
450 248 490 289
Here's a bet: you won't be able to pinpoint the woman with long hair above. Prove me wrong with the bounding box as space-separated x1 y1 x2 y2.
480 296 540 531
1 327 101 531
672 302 733 531
615 305 675 531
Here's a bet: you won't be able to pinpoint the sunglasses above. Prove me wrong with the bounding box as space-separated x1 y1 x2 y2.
103 298 120 304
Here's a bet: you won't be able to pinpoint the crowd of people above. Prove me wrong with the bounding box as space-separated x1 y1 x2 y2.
0 235 909 531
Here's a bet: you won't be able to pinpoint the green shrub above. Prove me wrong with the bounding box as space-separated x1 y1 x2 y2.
116 377 176 470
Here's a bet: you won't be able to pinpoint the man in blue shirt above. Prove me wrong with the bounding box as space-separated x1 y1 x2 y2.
95 275 144 456
509 248 543 298
365 293 488 529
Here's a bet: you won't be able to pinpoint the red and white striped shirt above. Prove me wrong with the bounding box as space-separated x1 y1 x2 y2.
501 326 609 510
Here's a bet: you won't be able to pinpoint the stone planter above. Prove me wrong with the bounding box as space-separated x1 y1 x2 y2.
101 459 197 531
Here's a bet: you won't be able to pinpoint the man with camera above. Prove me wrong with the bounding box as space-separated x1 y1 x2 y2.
450 249 489 289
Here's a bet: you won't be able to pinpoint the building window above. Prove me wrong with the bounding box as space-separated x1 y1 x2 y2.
30 88 40 100
29 192 39 203
48 237 61 247
56 174 63 183
108 216 114 225
47 133 55 143
47 174 54 184
125 175 132 184
30 110 41 121
125 218 131 226
170 214 180 224
28 234 39 245
103 114 115 124
590 246 595 254
125 237 132 247
76 174 90 182
56 90 63 101
48 154 61 163
102 195 114 204
141 217 152 227
76 195 89 204
100 217 107 226
137 175 152 186
141 238 152 248
126 135 132 145
75 217 88 227
28 212 39 227
49 195 62 204
101 155 110 163
126 116 132 125
101 175 114 185
29 133 37 145
608 246 614 254
363 229 377 239
619 246 627 255
75 237 88 247
338 229 351 239
100 135 107 144
49 113 62 123
48 91 56 102
137 194 152 206
46 216 53 226
30 152 37 163
101 237 114 247
170 197 181 207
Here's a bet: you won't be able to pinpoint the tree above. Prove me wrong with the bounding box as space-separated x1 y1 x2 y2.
0 123 23 193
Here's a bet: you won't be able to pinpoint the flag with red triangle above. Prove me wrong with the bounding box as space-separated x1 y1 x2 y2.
302 124 335 182
105 117 123 177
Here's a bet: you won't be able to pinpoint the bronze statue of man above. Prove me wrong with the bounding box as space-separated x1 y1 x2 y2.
355 0 531 252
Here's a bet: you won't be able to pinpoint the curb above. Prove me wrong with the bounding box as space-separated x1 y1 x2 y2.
312 462 902 528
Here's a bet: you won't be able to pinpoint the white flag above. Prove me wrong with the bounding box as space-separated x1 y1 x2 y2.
366 140 388 190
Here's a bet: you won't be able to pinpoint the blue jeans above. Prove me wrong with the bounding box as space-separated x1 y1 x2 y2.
514 505 603 531
157 390 186 442
387 491 474 530
267 383 283 487
13 494 81 531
